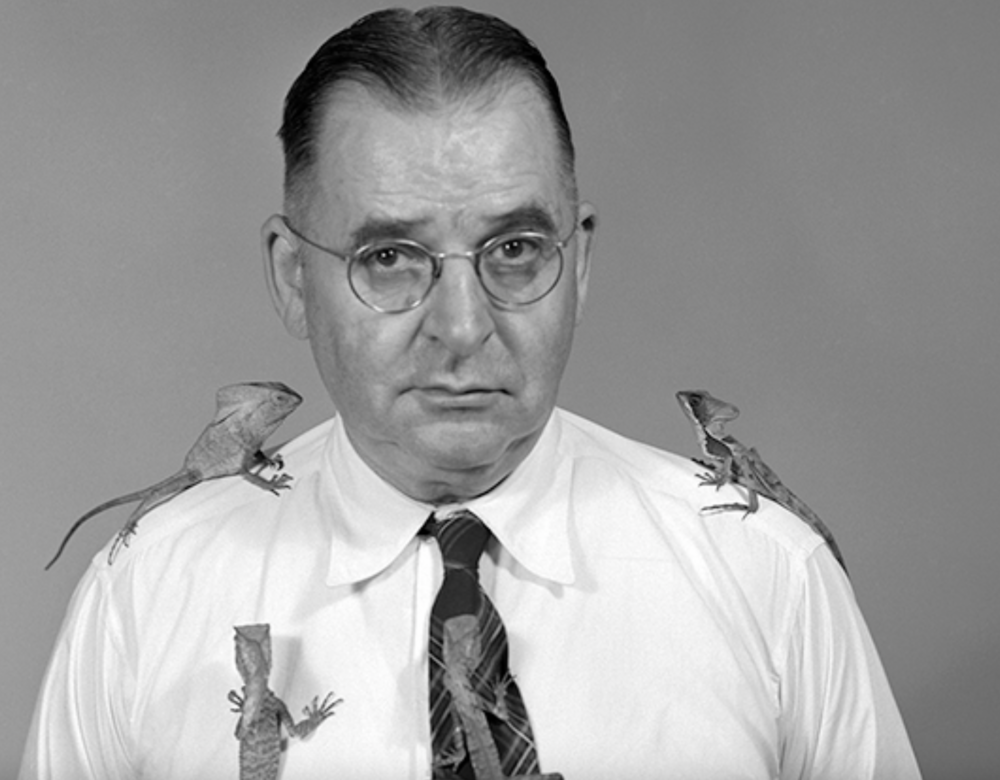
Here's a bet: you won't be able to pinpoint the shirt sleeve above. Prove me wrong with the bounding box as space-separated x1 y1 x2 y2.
778 549 922 780
19 566 136 780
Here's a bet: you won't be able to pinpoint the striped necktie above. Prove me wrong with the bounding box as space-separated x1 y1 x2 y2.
425 510 551 779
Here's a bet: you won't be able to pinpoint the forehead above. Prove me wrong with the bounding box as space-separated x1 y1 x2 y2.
309 81 570 236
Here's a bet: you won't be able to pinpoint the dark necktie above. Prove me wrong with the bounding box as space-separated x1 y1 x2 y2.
425 510 544 779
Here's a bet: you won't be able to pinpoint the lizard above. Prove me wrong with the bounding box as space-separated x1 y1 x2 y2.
45 381 302 569
228 623 341 780
438 614 563 780
676 389 848 574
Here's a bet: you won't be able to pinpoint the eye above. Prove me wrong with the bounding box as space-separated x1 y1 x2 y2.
499 238 529 259
355 242 426 271
371 247 402 268
484 234 546 265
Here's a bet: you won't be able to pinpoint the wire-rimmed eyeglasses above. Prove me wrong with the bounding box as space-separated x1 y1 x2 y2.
281 215 574 313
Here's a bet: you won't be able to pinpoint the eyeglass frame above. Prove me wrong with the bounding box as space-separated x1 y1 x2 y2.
279 214 577 313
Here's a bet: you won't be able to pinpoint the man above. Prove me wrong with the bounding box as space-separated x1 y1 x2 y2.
21 7 921 779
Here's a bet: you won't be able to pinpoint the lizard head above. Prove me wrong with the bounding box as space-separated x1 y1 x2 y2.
216 382 302 419
212 382 304 442
233 623 272 683
676 390 740 439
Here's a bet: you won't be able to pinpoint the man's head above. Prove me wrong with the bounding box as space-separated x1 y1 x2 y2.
263 6 596 504
277 6 578 220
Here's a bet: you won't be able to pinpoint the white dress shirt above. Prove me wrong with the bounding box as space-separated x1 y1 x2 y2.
21 408 921 779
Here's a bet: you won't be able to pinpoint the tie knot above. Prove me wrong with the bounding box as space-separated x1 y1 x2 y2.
428 510 490 570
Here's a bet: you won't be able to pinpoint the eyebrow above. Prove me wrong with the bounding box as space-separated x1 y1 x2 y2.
482 204 559 237
349 217 432 249
348 204 560 250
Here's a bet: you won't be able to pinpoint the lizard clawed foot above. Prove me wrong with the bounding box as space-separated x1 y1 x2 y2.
696 469 730 490
107 527 137 565
482 672 517 721
305 691 343 722
289 691 344 739
243 470 295 494
265 473 294 493
227 689 245 712
246 450 294 493
696 471 720 488
265 453 285 471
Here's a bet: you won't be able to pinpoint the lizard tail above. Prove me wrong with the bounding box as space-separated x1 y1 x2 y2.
44 473 196 570
45 493 147 570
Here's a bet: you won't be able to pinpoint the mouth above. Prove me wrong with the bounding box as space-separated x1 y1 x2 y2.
413 384 506 409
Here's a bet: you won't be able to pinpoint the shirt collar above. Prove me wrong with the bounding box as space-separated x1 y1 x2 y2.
320 412 575 588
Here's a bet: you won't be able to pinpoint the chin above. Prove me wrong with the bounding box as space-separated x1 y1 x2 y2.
413 417 532 472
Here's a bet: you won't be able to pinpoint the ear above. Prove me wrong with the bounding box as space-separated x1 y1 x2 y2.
262 214 309 340
571 201 597 325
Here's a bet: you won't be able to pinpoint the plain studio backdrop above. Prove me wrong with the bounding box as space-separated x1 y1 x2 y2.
2 1 998 777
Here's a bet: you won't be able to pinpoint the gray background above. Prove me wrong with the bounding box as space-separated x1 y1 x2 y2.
3 1 998 777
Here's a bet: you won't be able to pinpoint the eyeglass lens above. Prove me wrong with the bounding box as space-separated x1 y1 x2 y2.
350 233 564 312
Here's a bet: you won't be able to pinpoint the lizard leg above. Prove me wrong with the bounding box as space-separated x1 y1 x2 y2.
694 453 737 491
433 737 468 777
483 672 516 721
700 501 753 517
250 450 285 472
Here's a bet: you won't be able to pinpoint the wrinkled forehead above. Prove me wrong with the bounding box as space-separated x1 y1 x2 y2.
311 80 574 207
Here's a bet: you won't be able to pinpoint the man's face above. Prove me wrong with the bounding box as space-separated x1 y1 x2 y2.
264 82 594 503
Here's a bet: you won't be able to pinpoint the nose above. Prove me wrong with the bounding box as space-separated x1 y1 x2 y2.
420 256 495 356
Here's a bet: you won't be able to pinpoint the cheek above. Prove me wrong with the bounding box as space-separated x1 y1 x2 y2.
513 291 579 400
302 275 367 395
301 274 408 415
307 318 387 423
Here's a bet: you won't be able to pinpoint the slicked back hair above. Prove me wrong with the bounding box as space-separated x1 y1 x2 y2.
278 6 577 216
